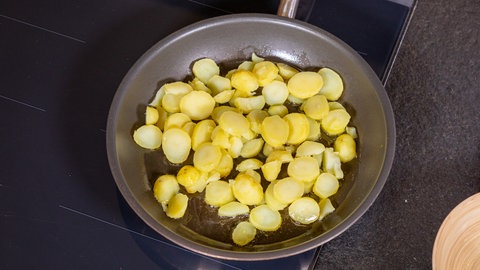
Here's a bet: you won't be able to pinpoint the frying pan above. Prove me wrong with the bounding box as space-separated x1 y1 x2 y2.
106 0 395 261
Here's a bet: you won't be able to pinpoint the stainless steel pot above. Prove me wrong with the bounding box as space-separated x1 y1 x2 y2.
106 0 395 261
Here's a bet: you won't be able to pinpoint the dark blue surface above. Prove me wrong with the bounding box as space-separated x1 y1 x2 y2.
0 0 414 269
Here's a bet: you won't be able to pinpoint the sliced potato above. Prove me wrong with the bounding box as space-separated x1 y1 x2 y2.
244 169 262 183
191 119 216 151
145 106 159 125
149 85 166 107
232 221 256 246
252 61 279 86
261 160 282 182
164 113 191 131
264 181 289 211
230 69 259 95
261 115 289 147
306 117 321 141
276 62 298 80
189 77 211 93
302 94 329 120
211 126 231 149
133 124 163 150
323 147 344 179
153 175 179 204
267 104 289 117
211 105 240 123
192 58 220 84
218 201 250 217
334 133 357 162
238 61 254 71
240 138 264 158
321 109 351 136
246 109 269 134
162 128 191 164
287 156 320 182
249 205 282 232
161 93 182 113
288 71 323 99
296 141 326 157
273 177 304 204
184 172 208 193
176 165 201 188
318 67 344 101
313 172 339 199
227 136 243 158
288 197 320 225
218 111 250 137
262 80 289 105
179 90 216 120
284 113 309 145
231 173 264 205
319 198 335 220
207 75 231 95
236 159 263 172
205 180 234 207
213 89 235 104
215 150 234 178
163 81 193 95
233 95 266 113
166 193 188 219
193 143 222 172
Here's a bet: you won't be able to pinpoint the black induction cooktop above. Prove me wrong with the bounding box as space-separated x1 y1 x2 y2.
0 0 415 269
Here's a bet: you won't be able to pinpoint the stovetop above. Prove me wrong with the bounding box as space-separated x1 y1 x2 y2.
0 0 415 269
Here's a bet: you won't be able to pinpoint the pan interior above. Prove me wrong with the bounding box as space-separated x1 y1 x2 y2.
107 14 394 260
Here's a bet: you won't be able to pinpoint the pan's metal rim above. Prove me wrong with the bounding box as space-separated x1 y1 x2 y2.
106 13 396 261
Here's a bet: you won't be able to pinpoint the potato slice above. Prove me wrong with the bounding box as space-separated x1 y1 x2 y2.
182 121 196 136
145 106 159 125
184 172 208 193
211 126 231 149
236 159 263 172
232 221 256 246
230 69 259 95
213 89 235 104
249 205 282 232
166 193 188 219
328 101 346 111
161 93 182 113
264 181 288 211
323 147 344 179
238 61 254 71
211 106 240 123
267 104 289 117
149 85 166 107
296 141 326 157
302 95 329 120
247 109 269 134
262 80 289 105
163 81 193 96
218 201 250 217
288 197 320 224
179 90 215 121
215 149 234 178
244 169 262 183
276 62 298 80
287 71 323 99
176 165 201 188
164 113 191 131
321 109 351 136
189 77 211 93
283 113 309 145
133 124 163 150
252 61 279 86
319 198 336 220
207 75 231 95
218 111 250 137
153 175 179 204
192 58 220 84
231 173 264 205
313 172 339 199
261 160 282 182
261 115 289 147
191 119 216 151
346 126 358 139
318 67 344 101
162 128 191 164
306 117 321 141
287 156 320 182
233 95 266 113
205 180 234 207
334 133 357 162
227 136 243 158
273 177 304 204
193 143 222 172
240 138 264 158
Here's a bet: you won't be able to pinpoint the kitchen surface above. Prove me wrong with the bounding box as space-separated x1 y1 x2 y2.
1 0 479 269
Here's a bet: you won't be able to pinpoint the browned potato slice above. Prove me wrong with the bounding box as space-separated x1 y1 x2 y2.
166 193 188 219
231 173 264 205
273 177 304 204
287 156 320 182
205 180 234 207
193 143 222 172
231 69 259 95
321 109 351 136
179 90 215 121
252 61 279 86
287 71 323 99
153 175 179 204
191 119 216 151
260 115 289 147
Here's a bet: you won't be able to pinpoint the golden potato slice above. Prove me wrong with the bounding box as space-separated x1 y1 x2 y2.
231 173 264 205
236 158 263 172
133 124 163 150
153 175 179 204
288 197 320 224
262 80 289 105
287 71 323 99
296 141 326 157
166 193 188 219
154 106 168 131
249 205 282 232
334 133 357 162
164 113 191 131
162 128 191 164
283 113 309 145
247 109 269 134
233 95 266 113
260 115 289 147
321 109 351 136
213 89 235 104
328 101 346 111
176 165 201 188
207 75 231 95
211 106 239 123
261 160 282 182
244 169 262 183
227 136 243 158
287 156 320 182
319 198 335 220
232 221 256 246
191 119 216 151
302 95 329 120
211 126 231 149
179 90 216 121
273 177 304 204
276 62 298 80
306 117 321 141
192 58 220 84
215 150 234 178
313 172 339 199
218 111 250 137
184 172 208 193
218 201 250 217
189 77 211 93
251 52 264 62
323 147 344 179
145 106 159 125
240 138 264 158
318 67 344 101
266 150 294 164
287 94 305 104
267 104 289 117
231 69 259 95
205 180 234 207
193 143 222 172
264 181 288 211
161 93 182 113
346 126 358 139
149 85 166 107
238 61 254 71
164 81 193 96
252 61 279 86
182 121 196 136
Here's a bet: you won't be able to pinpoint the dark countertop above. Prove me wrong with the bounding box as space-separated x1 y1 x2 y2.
1 0 479 269
314 0 480 268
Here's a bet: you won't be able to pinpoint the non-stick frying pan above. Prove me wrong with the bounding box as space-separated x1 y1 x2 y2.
106 0 395 261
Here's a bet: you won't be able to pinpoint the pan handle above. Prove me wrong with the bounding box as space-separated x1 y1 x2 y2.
277 0 300 18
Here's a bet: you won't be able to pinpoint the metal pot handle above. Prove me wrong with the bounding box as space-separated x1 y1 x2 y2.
277 0 300 18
